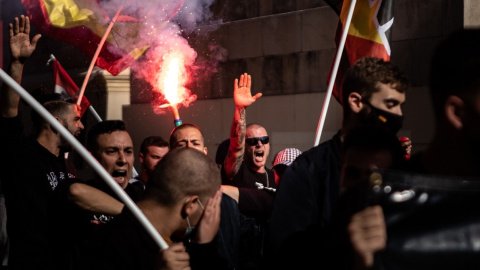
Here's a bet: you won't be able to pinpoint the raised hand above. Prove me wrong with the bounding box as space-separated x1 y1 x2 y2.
399 136 412 160
233 73 262 108
195 189 222 244
9 15 41 63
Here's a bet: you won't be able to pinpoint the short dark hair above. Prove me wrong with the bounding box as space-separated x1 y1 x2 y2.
31 93 76 133
140 136 169 155
341 57 409 119
169 123 204 148
87 120 127 152
429 28 480 118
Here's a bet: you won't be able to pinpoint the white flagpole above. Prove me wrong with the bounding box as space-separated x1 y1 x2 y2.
50 54 139 178
313 0 357 146
0 68 168 250
49 54 103 123
88 105 103 122
77 6 123 107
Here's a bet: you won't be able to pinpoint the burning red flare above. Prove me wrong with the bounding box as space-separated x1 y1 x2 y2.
155 51 194 126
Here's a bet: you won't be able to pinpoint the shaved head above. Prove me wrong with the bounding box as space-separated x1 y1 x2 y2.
143 148 220 206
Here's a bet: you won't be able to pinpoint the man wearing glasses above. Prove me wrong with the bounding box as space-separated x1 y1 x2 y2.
223 73 276 194
222 73 276 269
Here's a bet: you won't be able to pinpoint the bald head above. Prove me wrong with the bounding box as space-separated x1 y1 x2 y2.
143 148 220 206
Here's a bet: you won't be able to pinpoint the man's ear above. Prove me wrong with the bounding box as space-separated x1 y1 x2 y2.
203 146 208 155
182 196 200 218
139 153 145 163
347 92 363 113
445 95 465 130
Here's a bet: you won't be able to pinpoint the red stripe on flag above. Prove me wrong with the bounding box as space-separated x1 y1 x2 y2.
22 0 141 76
326 0 395 104
53 59 91 117
345 35 390 65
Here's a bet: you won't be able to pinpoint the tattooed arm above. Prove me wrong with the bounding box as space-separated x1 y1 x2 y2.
223 73 262 180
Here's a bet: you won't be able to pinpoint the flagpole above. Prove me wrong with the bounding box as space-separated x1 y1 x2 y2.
313 0 357 147
88 105 102 122
50 54 139 178
0 68 168 250
77 6 123 107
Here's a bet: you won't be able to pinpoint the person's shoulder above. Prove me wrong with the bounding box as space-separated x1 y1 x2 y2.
293 136 338 164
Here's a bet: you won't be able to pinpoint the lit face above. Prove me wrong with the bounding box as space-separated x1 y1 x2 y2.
244 126 270 172
367 83 406 116
171 127 207 155
59 104 84 149
94 131 134 189
140 145 169 175
63 104 84 137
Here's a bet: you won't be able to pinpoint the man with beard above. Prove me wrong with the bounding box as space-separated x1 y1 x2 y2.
0 15 85 269
266 57 409 269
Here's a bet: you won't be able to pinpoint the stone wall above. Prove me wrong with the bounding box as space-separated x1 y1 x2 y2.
125 0 466 168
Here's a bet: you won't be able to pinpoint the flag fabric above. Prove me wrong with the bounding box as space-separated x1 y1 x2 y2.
22 0 149 76
53 59 91 117
326 0 395 104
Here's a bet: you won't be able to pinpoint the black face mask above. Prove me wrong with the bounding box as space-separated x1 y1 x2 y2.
363 102 404 134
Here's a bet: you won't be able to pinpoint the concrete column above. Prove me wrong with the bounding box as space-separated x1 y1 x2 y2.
464 0 480 28
104 67 131 120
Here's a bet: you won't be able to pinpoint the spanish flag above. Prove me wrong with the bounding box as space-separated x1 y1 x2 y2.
22 0 149 76
53 58 91 117
326 0 395 104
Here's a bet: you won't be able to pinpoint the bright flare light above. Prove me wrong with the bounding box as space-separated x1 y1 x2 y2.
158 52 187 126
163 57 181 105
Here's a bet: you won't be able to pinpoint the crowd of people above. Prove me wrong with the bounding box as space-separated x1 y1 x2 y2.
1 14 480 270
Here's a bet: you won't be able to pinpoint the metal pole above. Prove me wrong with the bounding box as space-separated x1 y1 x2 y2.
77 6 123 106
313 0 357 146
0 68 168 250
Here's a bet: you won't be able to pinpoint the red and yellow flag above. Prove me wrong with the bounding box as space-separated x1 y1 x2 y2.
327 0 395 104
53 58 91 117
22 0 149 75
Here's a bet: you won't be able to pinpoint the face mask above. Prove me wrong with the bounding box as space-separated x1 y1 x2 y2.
363 102 404 134
184 199 205 238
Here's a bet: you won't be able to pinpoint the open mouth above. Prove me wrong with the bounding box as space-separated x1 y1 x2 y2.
254 151 265 162
111 170 127 183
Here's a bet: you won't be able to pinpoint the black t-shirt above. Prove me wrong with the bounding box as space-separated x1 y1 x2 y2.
222 163 276 222
0 115 76 269
85 207 228 270
48 178 144 270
